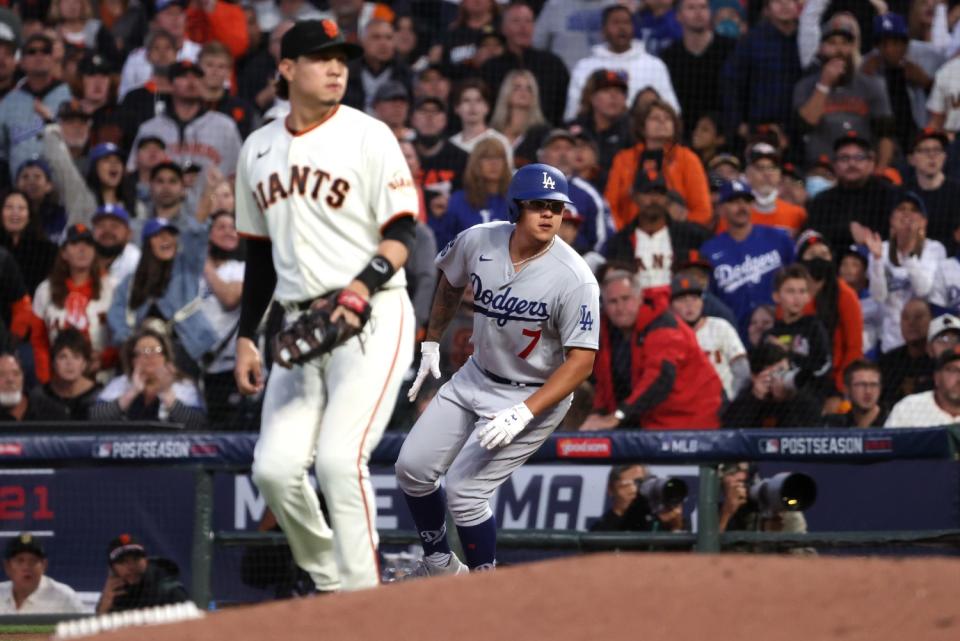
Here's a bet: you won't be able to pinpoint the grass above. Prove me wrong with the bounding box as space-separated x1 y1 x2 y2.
0 624 55 634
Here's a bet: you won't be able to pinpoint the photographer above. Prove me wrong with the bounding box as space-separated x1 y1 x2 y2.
722 343 822 428
590 464 687 533
718 462 815 555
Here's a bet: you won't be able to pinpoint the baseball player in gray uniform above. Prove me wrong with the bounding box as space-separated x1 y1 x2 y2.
397 163 600 575
234 20 418 591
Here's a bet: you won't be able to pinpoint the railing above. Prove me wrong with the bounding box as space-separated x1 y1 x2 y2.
1 425 958 607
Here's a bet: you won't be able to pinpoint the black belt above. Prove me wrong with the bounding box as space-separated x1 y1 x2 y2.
482 367 544 388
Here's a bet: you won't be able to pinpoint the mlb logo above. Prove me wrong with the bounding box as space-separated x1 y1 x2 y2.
759 438 780 454
94 442 113 458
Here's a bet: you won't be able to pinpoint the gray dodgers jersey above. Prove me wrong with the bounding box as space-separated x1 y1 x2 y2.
437 222 600 382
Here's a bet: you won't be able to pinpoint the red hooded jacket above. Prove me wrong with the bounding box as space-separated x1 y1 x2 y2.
593 295 723 429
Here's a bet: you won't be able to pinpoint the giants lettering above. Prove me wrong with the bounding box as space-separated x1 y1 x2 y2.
253 165 351 213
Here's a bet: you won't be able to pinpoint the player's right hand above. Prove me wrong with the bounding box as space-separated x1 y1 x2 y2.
235 337 265 396
408 341 441 401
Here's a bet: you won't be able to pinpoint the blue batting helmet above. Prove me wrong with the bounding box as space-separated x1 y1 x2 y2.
506 163 574 222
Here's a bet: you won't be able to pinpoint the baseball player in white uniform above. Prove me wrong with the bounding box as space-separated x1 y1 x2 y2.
233 19 418 592
396 163 600 575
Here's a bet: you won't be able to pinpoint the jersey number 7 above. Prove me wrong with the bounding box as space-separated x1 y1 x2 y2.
517 328 542 359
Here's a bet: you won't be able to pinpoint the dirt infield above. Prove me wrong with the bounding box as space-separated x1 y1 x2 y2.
97 553 958 641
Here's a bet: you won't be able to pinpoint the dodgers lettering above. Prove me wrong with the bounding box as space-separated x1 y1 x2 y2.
470 273 549 326
713 250 783 292
779 437 864 455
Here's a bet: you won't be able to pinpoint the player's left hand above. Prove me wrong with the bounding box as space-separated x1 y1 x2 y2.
477 403 533 450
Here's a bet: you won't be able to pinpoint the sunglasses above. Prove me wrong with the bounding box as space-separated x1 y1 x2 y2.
521 199 566 214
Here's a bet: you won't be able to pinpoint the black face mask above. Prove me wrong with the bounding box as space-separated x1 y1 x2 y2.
802 257 834 282
416 133 442 148
95 241 124 259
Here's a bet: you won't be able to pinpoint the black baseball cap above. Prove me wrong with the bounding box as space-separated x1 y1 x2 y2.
168 60 203 81
150 160 183 180
912 127 949 152
747 142 780 166
79 53 113 76
372 80 409 104
61 222 95 246
670 274 704 300
23 33 53 53
57 99 89 121
280 19 362 62
414 96 446 112
894 191 928 217
935 344 960 371
588 68 628 93
540 128 576 149
137 135 166 150
5 533 46 560
633 168 667 194
107 533 146 563
833 130 872 153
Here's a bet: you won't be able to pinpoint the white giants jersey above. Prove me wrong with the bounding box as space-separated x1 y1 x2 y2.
437 222 600 383
695 315 746 399
235 105 419 302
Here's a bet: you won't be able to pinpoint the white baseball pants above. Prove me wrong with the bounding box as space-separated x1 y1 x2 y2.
251 288 414 591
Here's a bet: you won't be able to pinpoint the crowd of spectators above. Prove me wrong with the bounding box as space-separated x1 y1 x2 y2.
2 0 960 430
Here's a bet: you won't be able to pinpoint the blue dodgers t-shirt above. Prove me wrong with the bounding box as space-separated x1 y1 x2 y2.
701 225 795 335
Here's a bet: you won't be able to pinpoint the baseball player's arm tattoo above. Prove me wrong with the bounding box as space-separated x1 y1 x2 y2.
522 347 596 416
424 273 466 343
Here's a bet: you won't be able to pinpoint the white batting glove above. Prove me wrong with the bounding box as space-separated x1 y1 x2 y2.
407 341 441 401
478 403 533 450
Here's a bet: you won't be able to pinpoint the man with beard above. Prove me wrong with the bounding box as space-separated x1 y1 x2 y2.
92 204 140 285
128 61 242 178
794 21 894 169
806 133 901 256
886 343 960 427
138 161 203 242
199 210 244 426
603 167 708 298
701 179 795 337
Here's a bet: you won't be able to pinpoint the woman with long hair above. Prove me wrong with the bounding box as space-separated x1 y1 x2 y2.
794 230 863 396
605 99 711 230
0 190 58 296
91 326 205 426
449 78 514 166
489 70 550 167
28 328 102 420
86 143 137 212
33 223 116 375
50 0 122 66
430 138 511 249
107 217 217 376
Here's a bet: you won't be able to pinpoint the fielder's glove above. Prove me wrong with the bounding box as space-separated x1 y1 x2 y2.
272 290 371 368
477 403 533 450
408 341 441 401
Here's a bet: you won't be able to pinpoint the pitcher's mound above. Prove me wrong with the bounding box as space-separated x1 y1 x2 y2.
104 553 959 641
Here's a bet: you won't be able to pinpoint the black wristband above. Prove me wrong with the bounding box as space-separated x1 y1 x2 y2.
355 254 396 295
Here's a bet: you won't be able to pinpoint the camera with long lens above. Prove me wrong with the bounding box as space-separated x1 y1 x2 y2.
750 472 817 516
636 476 688 513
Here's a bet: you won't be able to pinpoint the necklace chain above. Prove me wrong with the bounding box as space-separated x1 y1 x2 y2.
512 237 555 269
